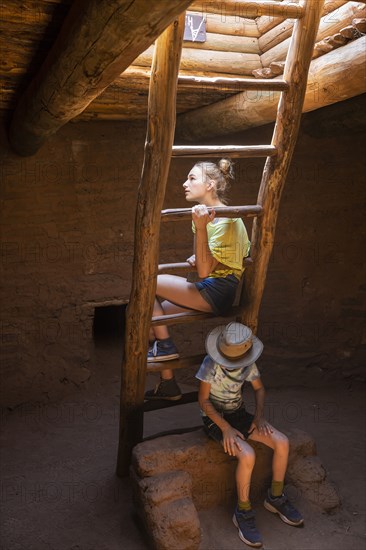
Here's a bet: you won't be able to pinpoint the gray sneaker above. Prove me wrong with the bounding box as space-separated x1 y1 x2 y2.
147 338 179 362
144 378 182 401
264 490 304 526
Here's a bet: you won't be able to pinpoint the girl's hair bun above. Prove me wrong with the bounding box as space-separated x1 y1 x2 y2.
218 158 234 180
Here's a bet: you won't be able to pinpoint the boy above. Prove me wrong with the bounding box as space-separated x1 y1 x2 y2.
196 322 303 548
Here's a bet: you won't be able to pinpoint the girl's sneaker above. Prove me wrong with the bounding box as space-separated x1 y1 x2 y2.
144 378 182 401
264 490 304 526
147 338 179 362
232 507 263 547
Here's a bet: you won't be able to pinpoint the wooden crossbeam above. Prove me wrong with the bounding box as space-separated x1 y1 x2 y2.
161 205 263 222
158 257 253 274
146 354 205 373
177 75 289 92
151 305 244 327
172 145 277 158
143 391 199 411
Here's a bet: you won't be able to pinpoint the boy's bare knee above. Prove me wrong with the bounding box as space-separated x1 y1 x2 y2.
237 444 256 465
275 431 289 451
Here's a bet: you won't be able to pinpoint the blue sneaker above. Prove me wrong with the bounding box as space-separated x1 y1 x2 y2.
147 338 179 362
232 507 263 547
264 490 304 526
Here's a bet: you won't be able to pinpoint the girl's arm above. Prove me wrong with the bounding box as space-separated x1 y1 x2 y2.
192 206 219 278
186 235 196 266
250 378 273 436
199 380 245 456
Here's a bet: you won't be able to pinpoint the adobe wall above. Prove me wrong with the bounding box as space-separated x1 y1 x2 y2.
0 98 364 406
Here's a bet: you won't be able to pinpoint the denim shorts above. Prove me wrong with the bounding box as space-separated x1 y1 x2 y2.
194 274 239 315
202 405 254 443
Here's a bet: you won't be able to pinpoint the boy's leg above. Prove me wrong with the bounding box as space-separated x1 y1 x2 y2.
248 425 289 482
248 426 303 526
234 440 256 504
231 441 263 547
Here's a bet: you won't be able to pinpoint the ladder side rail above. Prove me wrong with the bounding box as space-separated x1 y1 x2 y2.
116 14 186 477
241 0 325 333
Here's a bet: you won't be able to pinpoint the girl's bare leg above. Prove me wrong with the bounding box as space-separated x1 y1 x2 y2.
151 274 213 379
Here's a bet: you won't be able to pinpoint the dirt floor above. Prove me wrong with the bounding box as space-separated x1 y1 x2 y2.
1 337 365 550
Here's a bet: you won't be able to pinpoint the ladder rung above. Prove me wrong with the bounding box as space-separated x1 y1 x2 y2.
189 0 304 19
172 145 277 158
158 257 253 275
161 205 263 222
178 75 289 92
146 354 205 374
151 305 244 327
143 391 199 411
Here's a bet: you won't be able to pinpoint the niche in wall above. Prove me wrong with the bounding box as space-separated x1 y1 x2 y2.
92 304 126 343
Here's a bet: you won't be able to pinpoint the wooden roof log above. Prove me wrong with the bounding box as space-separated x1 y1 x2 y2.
256 0 348 35
134 46 262 76
258 0 356 53
172 144 276 157
176 36 366 140
8 0 193 156
203 13 260 36
116 14 185 476
183 32 260 54
189 0 304 19
261 1 366 66
161 205 263 222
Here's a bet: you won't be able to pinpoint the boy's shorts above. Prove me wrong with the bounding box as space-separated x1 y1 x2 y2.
194 274 239 315
202 405 254 443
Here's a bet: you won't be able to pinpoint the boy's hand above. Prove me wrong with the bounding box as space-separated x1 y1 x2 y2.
222 426 245 456
250 418 273 437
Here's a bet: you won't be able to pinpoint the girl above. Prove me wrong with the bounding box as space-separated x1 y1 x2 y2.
145 158 250 401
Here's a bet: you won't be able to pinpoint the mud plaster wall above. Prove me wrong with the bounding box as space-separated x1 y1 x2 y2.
1 99 365 407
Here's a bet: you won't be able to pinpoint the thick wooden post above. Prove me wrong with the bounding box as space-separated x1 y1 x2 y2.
9 0 192 156
241 0 325 333
116 15 185 477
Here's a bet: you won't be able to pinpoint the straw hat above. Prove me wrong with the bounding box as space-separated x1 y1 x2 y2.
205 322 263 369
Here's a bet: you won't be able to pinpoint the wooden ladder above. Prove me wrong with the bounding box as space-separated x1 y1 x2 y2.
116 0 325 476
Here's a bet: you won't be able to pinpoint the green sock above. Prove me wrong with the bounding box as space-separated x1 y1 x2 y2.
271 480 284 497
238 500 251 511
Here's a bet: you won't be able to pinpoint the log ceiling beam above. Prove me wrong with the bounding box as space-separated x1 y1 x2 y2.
9 0 192 156
260 1 366 66
190 0 304 19
176 36 366 140
256 0 348 35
